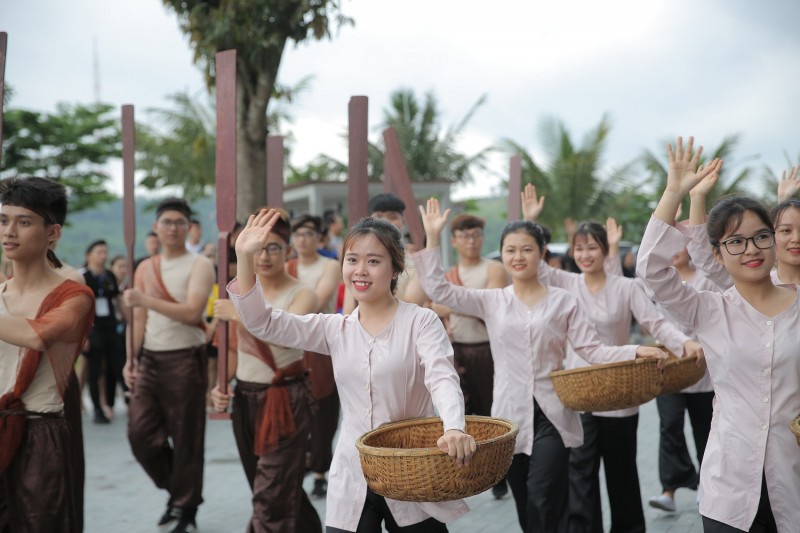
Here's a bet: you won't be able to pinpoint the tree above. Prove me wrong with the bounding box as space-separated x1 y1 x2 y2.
163 0 352 219
500 114 636 239
1 102 119 213
298 88 492 184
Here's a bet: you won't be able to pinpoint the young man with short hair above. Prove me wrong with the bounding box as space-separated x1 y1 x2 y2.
123 198 215 533
0 176 95 532
186 218 204 254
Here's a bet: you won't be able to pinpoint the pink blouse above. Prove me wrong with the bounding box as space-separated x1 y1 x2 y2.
539 262 690 417
413 248 638 453
638 216 800 532
228 278 468 531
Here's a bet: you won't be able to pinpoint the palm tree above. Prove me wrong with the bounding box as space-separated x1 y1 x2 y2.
499 114 637 237
298 88 492 184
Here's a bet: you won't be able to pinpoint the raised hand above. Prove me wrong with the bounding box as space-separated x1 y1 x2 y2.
521 183 545 222
777 165 800 202
666 136 721 197
419 198 451 249
690 159 724 198
234 209 281 257
606 217 623 247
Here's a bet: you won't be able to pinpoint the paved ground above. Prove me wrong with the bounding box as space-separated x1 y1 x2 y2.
83 393 703 532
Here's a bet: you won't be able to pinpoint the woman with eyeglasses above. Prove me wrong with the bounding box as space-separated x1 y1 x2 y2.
211 209 323 532
637 137 799 533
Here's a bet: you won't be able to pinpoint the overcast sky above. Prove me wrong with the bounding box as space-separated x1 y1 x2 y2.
3 0 799 200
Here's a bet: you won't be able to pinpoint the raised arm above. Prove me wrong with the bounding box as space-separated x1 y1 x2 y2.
604 217 624 276
415 198 489 318
777 164 800 203
227 277 333 355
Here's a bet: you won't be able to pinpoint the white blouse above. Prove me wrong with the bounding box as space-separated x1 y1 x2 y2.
638 216 800 532
538 262 690 417
228 278 468 531
413 248 638 453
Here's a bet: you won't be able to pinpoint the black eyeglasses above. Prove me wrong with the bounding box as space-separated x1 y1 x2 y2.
718 231 775 255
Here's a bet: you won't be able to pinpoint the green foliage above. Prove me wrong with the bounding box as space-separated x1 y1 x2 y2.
137 91 217 201
294 88 492 184
1 102 119 213
163 0 352 88
500 114 635 239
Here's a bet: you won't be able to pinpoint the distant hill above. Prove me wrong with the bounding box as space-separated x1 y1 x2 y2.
58 193 516 267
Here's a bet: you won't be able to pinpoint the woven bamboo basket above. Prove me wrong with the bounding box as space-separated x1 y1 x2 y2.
356 415 518 502
550 358 662 412
791 416 800 447
660 355 706 395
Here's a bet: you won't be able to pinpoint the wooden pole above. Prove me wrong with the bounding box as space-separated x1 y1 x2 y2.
209 49 237 420
0 32 7 163
508 155 522 222
348 96 369 225
121 105 136 366
382 127 425 248
266 135 284 209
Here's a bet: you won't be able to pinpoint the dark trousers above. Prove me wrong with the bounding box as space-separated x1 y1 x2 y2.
63 371 84 532
309 389 340 474
452 341 494 417
127 345 207 510
325 489 448 533
701 474 777 533
568 413 644 533
656 391 713 492
0 417 77 532
506 400 570 533
231 379 321 533
86 323 125 412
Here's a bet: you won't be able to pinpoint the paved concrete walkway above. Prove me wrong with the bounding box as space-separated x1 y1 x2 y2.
83 395 702 532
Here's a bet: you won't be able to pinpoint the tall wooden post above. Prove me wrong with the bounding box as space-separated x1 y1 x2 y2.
266 135 284 209
121 105 136 364
382 127 425 247
0 33 8 162
209 49 237 420
508 155 522 222
348 96 369 225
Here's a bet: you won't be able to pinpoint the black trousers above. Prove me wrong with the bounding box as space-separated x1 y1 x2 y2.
325 489 447 533
309 390 340 474
86 322 125 412
568 413 644 533
506 400 570 533
655 391 713 492
701 474 777 533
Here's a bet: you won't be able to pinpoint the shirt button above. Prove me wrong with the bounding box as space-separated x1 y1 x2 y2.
766 320 773 326
762 368 770 376
761 424 768 431
364 383 370 391
763 397 769 403
764 343 771 348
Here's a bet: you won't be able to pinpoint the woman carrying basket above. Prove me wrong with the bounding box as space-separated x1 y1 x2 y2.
413 199 667 533
637 136 799 533
521 185 702 532
228 209 476 533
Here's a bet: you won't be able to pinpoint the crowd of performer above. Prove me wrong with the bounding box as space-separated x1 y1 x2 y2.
0 136 797 532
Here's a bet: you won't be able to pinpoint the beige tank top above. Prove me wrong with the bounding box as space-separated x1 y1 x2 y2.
297 255 337 313
448 259 490 344
0 290 61 413
143 253 206 351
236 283 306 383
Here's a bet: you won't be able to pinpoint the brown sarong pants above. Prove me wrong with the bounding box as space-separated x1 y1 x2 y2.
0 417 77 532
232 379 322 533
452 341 494 417
127 345 207 510
63 371 84 532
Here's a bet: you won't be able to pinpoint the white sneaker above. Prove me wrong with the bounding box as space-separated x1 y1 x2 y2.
648 494 676 512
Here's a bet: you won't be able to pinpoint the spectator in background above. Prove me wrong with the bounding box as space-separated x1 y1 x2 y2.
134 231 160 274
186 219 204 254
323 209 344 259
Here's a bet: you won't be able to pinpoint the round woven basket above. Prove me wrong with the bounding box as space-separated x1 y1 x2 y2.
660 355 706 395
791 416 800 447
550 358 662 412
356 415 518 502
